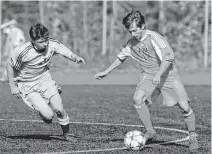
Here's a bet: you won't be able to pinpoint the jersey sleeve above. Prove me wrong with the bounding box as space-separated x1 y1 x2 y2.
51 39 78 61
151 37 174 62
117 42 131 61
8 47 23 70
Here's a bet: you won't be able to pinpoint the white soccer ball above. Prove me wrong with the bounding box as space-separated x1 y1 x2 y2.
124 130 146 151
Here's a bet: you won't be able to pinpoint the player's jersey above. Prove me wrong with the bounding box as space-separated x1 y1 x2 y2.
117 29 178 77
9 39 77 82
4 26 25 57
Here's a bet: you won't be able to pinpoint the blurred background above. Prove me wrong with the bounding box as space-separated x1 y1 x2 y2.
0 0 211 73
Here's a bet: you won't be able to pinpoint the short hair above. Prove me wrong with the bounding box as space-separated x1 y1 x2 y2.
122 10 145 29
29 23 49 41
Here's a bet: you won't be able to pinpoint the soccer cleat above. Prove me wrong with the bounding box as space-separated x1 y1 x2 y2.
144 130 156 144
62 133 77 142
189 132 199 151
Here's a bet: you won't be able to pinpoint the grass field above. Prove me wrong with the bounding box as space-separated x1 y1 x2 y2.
0 83 211 154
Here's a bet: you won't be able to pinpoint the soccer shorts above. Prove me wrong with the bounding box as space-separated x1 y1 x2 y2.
136 73 190 106
18 72 59 109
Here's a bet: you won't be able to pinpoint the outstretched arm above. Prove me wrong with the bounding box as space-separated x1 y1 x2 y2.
53 41 85 64
94 58 125 80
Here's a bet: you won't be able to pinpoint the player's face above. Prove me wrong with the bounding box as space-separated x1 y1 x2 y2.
128 22 145 41
33 37 49 51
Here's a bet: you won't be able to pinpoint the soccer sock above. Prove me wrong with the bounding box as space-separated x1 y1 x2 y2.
135 104 155 132
58 114 70 135
60 124 70 135
184 109 196 133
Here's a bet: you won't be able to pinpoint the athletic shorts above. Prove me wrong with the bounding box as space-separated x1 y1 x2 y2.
136 73 190 107
18 72 59 109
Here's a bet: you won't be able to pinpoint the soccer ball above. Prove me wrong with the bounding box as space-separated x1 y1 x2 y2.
124 130 146 150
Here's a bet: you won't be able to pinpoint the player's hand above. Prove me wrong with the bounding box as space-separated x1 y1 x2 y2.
10 85 22 99
152 74 161 85
94 71 108 80
76 57 85 64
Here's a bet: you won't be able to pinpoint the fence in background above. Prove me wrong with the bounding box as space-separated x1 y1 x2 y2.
0 1 211 71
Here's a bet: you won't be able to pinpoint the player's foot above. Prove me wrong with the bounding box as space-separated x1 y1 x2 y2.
63 133 77 142
189 132 199 151
144 130 156 144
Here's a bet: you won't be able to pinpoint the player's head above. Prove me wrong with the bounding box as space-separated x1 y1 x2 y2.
29 23 49 51
122 10 146 40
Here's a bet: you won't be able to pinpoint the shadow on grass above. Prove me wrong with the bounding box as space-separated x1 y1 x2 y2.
7 134 71 141
145 139 189 148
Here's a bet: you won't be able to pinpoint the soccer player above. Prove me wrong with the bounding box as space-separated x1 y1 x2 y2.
0 20 26 82
6 23 85 141
94 10 198 151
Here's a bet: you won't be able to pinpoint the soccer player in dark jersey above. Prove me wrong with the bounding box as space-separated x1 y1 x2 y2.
94 10 198 151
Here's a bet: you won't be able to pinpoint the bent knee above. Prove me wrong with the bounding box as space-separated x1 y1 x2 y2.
178 100 191 113
133 90 145 105
39 112 54 124
43 118 53 124
55 109 66 118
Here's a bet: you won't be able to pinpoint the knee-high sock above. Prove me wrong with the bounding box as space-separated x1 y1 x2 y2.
58 114 70 135
184 109 196 133
135 104 154 132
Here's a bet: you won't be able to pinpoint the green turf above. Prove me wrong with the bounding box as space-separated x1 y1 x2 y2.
0 84 211 153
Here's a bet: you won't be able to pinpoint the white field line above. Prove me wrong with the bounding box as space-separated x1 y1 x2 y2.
0 118 189 134
0 118 190 154
37 136 189 154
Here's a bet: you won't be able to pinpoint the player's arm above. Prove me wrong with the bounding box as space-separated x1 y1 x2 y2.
53 40 85 64
6 61 22 98
7 62 17 87
151 39 174 84
95 58 125 80
95 44 130 80
6 48 22 98
156 48 174 76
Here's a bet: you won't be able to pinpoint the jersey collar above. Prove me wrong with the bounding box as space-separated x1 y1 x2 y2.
139 30 147 41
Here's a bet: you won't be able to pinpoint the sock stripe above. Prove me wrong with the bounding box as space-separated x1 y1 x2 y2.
58 115 69 125
184 109 193 117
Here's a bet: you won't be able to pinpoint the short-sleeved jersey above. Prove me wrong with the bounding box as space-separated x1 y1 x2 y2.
9 39 77 82
117 30 178 77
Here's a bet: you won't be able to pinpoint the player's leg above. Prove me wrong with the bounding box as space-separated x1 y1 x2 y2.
133 89 157 142
178 100 198 151
39 75 75 142
49 94 76 142
50 94 69 134
161 75 198 151
27 93 54 123
134 77 159 142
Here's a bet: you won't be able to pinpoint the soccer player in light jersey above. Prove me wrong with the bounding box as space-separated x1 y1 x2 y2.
0 20 26 82
6 23 85 141
95 10 198 151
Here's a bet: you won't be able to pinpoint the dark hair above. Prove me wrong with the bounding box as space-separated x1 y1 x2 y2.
29 23 49 41
122 10 145 29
